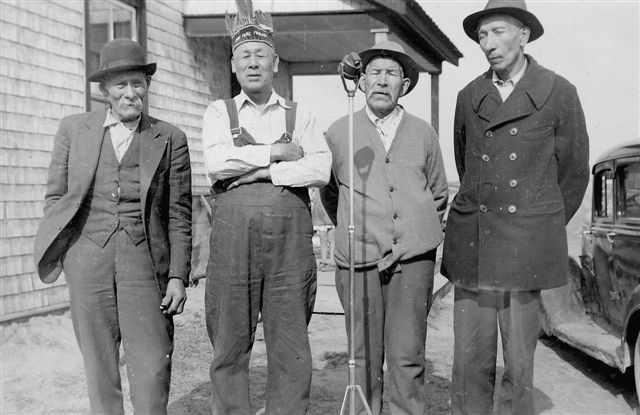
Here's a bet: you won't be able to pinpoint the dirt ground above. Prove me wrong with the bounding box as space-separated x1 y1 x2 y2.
2 268 637 415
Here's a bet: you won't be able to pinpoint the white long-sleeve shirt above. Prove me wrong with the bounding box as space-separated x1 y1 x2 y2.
202 90 331 188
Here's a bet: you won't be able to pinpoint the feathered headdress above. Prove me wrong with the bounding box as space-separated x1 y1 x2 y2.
225 1 275 51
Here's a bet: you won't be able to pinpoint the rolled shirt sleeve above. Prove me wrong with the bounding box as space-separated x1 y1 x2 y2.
270 103 331 187
201 100 272 182
202 94 331 188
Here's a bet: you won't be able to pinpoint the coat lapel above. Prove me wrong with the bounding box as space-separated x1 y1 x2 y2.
471 57 555 131
77 111 108 192
471 71 501 123
138 113 167 210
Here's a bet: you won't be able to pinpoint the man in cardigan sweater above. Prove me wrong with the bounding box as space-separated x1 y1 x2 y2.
321 40 448 415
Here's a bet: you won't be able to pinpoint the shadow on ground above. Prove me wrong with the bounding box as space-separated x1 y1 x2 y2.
539 336 638 410
168 352 451 415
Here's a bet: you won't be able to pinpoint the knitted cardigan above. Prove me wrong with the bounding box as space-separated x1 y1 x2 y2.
321 108 448 269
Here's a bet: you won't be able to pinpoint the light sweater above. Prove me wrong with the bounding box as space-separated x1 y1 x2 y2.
321 108 448 269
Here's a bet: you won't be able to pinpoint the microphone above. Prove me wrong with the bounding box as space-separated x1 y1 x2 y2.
338 52 362 81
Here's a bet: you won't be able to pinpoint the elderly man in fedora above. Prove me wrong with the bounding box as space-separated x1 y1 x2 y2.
441 1 589 413
321 40 448 414
34 38 192 414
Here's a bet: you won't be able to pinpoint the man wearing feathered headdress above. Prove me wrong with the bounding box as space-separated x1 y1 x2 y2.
201 3 331 414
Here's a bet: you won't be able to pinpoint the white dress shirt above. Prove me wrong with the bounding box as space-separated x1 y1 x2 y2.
492 59 528 102
365 105 404 152
103 109 140 162
202 90 331 187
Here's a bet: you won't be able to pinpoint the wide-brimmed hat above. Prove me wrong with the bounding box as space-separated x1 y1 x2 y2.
88 38 156 82
463 0 544 43
359 40 419 95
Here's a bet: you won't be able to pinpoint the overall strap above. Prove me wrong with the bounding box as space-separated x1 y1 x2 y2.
283 100 297 142
223 99 242 137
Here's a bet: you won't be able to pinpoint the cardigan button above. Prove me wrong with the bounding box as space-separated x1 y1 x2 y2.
385 158 390 163
508 204 517 213
509 179 518 188
481 154 490 162
393 213 398 219
479 204 488 213
389 186 394 192
509 127 519 136
485 131 493 138
509 152 518 161
393 238 398 244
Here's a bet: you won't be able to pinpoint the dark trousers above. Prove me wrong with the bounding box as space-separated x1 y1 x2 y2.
335 250 436 415
63 229 174 415
205 187 317 415
451 286 540 415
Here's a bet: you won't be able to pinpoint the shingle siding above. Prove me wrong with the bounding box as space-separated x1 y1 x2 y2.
0 0 230 321
0 0 84 321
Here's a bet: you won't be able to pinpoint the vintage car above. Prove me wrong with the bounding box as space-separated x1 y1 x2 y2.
540 142 640 399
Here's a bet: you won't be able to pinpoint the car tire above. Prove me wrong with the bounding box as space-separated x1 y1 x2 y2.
635 334 640 405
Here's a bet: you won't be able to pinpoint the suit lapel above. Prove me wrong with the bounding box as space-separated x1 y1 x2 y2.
77 111 108 192
138 113 167 210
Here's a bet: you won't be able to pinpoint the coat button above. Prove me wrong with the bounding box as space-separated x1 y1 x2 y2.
481 154 490 162
509 152 518 161
385 158 390 163
485 131 493 138
479 204 488 213
509 127 519 136
393 238 398 244
393 213 398 219
389 186 394 192
509 179 518 187
508 204 517 213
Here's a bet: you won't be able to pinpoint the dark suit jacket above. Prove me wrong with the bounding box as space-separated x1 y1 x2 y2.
34 110 192 293
442 56 589 291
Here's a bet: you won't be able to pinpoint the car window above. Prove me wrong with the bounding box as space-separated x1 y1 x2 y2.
594 167 614 220
616 158 640 219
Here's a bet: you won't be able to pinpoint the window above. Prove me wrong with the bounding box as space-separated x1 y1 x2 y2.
85 0 145 111
616 158 640 219
593 168 614 219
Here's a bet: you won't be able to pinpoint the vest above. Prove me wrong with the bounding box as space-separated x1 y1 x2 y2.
73 128 145 247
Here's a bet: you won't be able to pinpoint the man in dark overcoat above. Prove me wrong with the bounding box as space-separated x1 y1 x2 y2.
33 38 192 415
441 1 590 414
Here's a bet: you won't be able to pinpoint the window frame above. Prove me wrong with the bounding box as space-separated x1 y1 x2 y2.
592 162 615 224
614 156 640 224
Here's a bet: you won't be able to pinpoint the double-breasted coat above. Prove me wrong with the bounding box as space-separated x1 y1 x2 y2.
33 111 192 293
442 56 589 291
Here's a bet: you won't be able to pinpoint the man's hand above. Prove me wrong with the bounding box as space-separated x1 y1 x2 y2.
271 142 304 162
160 278 187 315
227 167 271 190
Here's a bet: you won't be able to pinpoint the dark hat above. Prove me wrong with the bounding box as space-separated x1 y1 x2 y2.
463 0 544 43
359 40 420 95
88 38 156 82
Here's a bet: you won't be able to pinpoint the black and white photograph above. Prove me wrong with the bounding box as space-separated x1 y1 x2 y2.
0 0 638 414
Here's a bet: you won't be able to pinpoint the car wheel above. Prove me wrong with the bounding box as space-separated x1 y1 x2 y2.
635 335 640 405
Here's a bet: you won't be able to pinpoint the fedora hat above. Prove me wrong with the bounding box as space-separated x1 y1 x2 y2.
88 38 156 82
463 0 544 43
359 40 420 95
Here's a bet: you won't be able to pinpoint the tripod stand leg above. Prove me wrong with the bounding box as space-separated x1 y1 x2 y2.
339 385 373 415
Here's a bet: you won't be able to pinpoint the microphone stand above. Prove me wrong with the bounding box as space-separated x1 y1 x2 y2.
338 71 373 415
